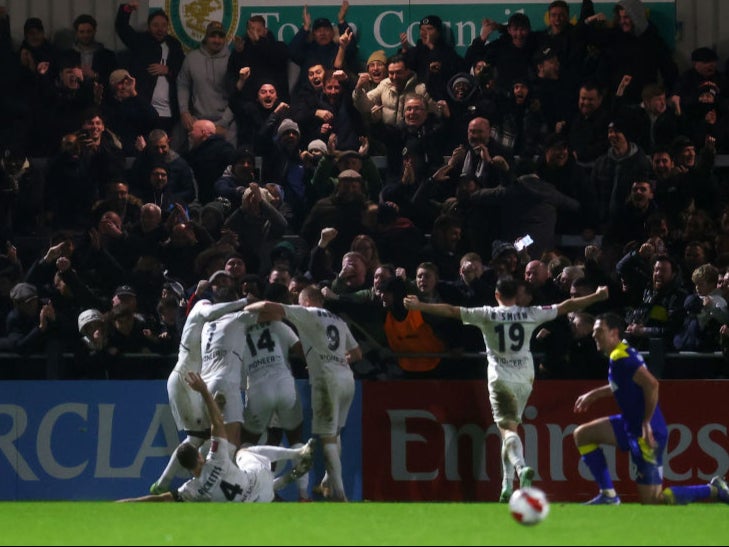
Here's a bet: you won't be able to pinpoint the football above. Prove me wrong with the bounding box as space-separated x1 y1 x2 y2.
508 487 550 525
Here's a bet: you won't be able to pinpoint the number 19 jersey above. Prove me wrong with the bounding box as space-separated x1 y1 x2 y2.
460 305 558 383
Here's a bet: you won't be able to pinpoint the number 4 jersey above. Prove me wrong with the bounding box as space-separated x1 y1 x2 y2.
460 304 558 383
175 437 271 502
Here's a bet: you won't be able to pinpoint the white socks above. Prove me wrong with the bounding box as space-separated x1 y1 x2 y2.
501 441 515 491
323 442 346 501
503 431 526 471
247 445 301 463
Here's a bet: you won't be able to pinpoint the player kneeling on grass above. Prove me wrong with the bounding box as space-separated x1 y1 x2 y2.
574 313 729 505
119 372 314 502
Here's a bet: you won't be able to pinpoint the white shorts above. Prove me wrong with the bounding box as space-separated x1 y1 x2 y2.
311 374 355 437
243 376 303 434
235 450 274 502
205 378 244 425
488 378 532 427
168 370 209 432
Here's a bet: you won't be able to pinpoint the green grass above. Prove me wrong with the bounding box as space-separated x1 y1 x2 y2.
1 502 728 546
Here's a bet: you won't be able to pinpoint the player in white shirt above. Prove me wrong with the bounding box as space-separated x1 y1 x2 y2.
240 317 310 500
404 278 608 502
200 287 260 450
150 282 250 495
120 372 314 503
246 285 362 501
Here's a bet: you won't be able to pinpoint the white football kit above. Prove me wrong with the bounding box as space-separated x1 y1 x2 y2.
200 310 258 424
283 306 358 437
174 436 273 502
460 304 558 424
241 320 303 434
167 298 248 431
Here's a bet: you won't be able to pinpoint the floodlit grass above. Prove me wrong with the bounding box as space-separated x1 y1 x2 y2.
1 501 728 546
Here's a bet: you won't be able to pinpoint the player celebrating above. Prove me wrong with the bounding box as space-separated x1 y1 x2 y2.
150 277 250 495
121 372 314 502
404 278 609 502
574 312 729 505
245 285 362 501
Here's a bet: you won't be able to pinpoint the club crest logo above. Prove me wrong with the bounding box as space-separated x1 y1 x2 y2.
165 0 238 50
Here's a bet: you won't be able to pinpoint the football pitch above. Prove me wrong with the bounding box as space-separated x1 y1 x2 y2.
1 502 728 545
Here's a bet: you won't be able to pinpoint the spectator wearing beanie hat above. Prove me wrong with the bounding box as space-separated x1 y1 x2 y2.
400 14 465 101
591 117 652 227
276 118 300 140
263 117 308 232
213 146 258 202
364 50 388 89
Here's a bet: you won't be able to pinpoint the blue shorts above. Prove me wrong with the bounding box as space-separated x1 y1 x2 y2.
609 414 666 486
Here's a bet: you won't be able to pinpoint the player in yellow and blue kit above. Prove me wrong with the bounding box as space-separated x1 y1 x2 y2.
573 312 729 505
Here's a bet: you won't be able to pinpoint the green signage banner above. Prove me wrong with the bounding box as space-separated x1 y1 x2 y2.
154 1 676 58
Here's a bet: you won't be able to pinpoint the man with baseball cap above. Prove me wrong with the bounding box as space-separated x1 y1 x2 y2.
1 282 57 360
288 2 359 91
400 14 465 101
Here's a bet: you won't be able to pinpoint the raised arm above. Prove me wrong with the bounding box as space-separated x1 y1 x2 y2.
244 300 286 322
556 286 609 316
403 294 461 319
186 371 225 439
197 297 249 321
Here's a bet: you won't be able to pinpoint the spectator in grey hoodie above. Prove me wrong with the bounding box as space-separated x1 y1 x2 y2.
177 22 236 148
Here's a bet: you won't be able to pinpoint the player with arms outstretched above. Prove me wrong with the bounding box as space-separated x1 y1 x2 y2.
405 278 609 501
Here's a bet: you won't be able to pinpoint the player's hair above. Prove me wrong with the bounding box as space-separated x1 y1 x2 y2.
299 285 324 306
212 285 239 303
176 442 199 470
596 312 625 337
495 278 519 299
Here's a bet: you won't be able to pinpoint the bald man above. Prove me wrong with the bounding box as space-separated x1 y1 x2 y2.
184 119 235 203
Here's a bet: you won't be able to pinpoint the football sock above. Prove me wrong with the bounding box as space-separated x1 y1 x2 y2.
501 441 515 491
247 445 301 463
323 441 346 501
664 485 711 505
578 444 614 491
503 431 526 470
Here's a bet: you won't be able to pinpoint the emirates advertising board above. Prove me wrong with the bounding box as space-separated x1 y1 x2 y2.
153 0 677 55
362 380 729 502
2 379 724 501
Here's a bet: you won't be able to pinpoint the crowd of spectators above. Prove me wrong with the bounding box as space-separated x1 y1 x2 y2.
2 0 729 381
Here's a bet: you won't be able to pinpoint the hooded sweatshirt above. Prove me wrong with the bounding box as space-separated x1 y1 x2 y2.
177 45 234 127
616 0 649 36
